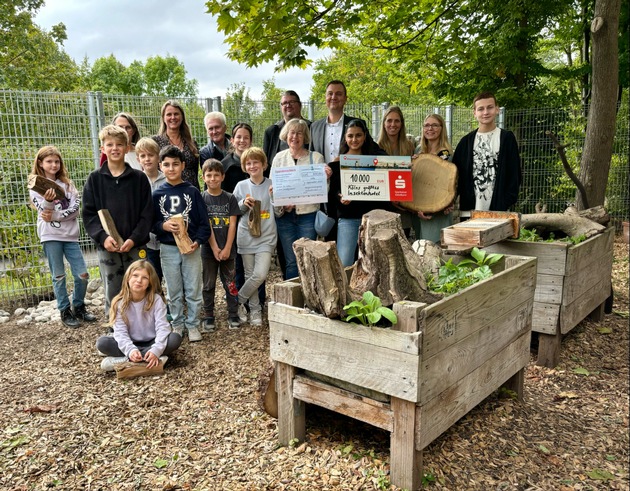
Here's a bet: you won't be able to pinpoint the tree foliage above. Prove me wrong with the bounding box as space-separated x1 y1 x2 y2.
85 54 198 97
1 0 78 91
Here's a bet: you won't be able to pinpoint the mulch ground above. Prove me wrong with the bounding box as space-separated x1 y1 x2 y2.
0 240 628 491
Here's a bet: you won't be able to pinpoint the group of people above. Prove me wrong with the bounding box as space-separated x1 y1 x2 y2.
29 80 521 373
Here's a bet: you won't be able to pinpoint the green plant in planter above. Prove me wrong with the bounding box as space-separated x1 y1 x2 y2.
427 247 503 295
518 227 587 245
343 291 397 327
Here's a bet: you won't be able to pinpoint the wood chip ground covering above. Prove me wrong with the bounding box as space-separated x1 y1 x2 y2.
1 240 628 490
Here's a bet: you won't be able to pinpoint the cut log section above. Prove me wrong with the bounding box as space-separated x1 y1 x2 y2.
115 360 165 379
398 154 457 214
27 174 66 200
248 200 262 237
98 209 124 247
350 209 441 306
293 239 349 318
169 214 195 254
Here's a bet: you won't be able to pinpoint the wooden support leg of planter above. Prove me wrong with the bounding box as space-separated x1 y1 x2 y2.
390 397 422 490
502 368 525 401
587 301 606 322
537 328 562 368
276 362 305 446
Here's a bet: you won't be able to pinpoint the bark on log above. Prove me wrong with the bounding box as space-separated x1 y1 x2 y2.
521 207 606 238
115 361 165 379
350 210 441 305
293 238 349 318
412 239 443 280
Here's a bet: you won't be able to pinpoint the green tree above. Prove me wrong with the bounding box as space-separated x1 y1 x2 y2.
1 0 78 90
143 55 198 97
259 78 284 126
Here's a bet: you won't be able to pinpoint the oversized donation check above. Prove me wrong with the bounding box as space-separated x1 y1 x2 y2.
340 155 413 201
270 164 328 207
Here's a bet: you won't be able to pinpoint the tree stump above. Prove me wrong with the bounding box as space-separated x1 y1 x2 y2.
293 238 349 318
521 207 606 238
350 210 441 306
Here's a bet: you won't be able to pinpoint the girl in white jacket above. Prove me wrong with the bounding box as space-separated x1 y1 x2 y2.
29 146 96 328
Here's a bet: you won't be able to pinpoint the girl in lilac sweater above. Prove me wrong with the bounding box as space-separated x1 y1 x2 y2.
95 260 181 372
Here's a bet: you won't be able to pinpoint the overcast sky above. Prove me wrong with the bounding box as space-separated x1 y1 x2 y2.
35 0 320 101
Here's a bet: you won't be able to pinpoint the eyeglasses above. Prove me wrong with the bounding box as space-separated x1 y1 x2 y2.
423 123 442 129
280 100 299 107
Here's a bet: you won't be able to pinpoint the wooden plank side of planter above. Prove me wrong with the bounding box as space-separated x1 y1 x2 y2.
565 226 614 274
416 331 530 450
269 320 421 402
487 240 569 275
562 250 613 306
420 257 537 359
269 304 421 355
292 375 393 431
534 273 564 305
532 303 561 334
560 274 612 334
419 298 533 403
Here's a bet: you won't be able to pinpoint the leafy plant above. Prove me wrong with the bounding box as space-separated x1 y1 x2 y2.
517 227 587 245
343 291 397 327
427 248 503 295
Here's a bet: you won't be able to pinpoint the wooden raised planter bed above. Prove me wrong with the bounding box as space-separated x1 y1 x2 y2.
486 227 614 368
269 255 537 490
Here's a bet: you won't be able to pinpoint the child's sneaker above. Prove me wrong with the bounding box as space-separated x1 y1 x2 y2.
228 316 241 329
250 310 263 326
187 327 202 342
237 303 248 323
101 356 129 372
202 317 215 333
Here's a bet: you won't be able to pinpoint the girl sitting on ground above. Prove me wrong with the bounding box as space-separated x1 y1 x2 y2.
95 260 181 372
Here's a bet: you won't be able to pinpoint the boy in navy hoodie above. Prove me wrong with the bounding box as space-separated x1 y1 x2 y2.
153 145 211 342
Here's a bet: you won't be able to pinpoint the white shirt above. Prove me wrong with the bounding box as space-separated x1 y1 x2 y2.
324 116 345 162
472 127 501 211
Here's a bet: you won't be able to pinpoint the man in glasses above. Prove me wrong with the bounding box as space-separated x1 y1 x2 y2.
452 91 522 218
310 80 370 163
263 90 310 169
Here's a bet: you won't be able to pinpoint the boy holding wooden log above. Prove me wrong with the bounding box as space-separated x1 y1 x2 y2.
82 125 153 316
152 145 211 342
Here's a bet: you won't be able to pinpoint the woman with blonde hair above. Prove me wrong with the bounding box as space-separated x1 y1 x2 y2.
412 113 455 243
377 105 415 157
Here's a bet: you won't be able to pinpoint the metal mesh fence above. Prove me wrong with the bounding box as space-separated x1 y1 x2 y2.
0 89 628 308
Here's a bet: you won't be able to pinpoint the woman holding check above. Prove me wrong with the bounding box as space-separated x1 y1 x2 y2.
271 118 329 279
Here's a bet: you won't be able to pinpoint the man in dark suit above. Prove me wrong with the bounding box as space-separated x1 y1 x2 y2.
263 90 310 171
310 80 369 162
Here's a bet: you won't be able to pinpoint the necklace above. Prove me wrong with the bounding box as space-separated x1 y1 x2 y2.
168 133 183 148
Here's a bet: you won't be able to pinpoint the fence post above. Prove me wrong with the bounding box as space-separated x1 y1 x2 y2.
204 98 213 113
498 106 505 129
87 92 101 169
307 100 314 122
372 104 382 138
214 96 222 112
445 105 453 141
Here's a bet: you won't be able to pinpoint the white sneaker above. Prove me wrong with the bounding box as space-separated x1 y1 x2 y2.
187 327 202 342
250 310 263 326
237 303 248 323
159 356 168 367
172 326 184 337
101 356 129 372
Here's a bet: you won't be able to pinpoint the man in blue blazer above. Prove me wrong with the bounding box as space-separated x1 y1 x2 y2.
310 80 369 162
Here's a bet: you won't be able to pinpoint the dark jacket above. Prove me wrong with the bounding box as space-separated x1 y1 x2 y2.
452 128 522 211
220 152 249 194
309 115 370 158
82 162 153 248
200 135 232 164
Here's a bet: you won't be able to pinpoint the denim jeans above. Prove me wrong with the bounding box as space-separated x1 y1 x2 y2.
411 212 452 244
160 244 203 331
42 241 88 312
239 252 272 314
336 217 361 267
276 210 317 279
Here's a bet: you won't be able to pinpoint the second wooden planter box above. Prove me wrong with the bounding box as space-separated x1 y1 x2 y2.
487 226 614 367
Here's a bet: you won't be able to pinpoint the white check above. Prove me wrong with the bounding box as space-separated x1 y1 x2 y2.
270 164 328 206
